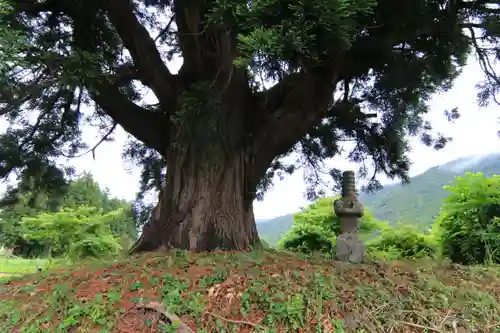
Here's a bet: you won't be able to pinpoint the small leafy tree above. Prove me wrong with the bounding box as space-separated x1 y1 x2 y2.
434 172 500 265
60 173 138 241
0 191 51 257
367 223 436 260
19 206 122 260
278 197 384 254
0 173 137 256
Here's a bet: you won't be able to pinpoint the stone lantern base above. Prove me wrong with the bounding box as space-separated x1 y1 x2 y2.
335 233 365 263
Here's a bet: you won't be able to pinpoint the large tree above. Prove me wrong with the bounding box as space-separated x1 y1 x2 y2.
0 0 498 253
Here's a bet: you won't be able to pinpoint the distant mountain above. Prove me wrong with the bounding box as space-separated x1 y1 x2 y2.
360 153 500 228
255 153 500 244
256 214 293 245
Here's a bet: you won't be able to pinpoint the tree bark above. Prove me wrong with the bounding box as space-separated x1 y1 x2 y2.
131 144 260 253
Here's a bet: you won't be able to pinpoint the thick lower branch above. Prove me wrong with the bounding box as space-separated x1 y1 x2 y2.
57 2 174 156
104 0 180 107
252 69 339 176
90 82 168 155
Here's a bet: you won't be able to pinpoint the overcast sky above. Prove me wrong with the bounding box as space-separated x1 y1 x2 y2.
1 56 499 219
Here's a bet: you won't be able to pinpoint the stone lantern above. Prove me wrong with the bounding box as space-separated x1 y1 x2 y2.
333 170 365 263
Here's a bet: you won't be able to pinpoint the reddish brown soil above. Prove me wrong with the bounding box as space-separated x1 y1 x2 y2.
0 251 498 333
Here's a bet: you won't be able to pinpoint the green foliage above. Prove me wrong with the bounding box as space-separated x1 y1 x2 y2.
0 192 50 257
278 196 383 254
19 206 122 260
0 173 136 257
434 172 500 265
279 223 334 254
61 173 137 240
258 155 500 247
367 224 436 260
362 153 500 228
225 0 376 69
0 0 26 80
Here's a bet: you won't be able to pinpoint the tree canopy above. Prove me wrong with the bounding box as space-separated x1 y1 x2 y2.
1 0 499 251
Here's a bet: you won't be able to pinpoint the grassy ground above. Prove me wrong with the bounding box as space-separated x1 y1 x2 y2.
0 249 499 333
0 257 47 275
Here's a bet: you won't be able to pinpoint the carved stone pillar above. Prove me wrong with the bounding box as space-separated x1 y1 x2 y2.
333 171 365 263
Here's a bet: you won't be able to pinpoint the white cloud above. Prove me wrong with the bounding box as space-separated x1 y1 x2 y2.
1 57 498 219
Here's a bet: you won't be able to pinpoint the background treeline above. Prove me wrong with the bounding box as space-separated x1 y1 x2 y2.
0 173 138 260
278 172 500 265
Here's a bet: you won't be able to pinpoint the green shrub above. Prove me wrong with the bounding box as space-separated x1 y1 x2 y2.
278 197 384 254
279 224 334 254
0 173 137 258
367 224 436 259
19 206 123 260
434 172 500 265
68 235 122 261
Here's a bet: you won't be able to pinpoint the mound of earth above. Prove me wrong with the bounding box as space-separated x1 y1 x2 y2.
0 250 499 332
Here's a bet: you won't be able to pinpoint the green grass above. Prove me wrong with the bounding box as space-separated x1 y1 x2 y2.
0 257 46 274
0 256 70 282
0 249 499 333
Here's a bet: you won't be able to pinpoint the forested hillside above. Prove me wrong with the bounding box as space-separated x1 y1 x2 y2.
256 215 294 245
258 153 500 243
361 153 500 227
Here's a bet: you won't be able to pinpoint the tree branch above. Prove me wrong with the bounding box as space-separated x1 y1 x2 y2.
250 69 339 187
155 15 175 42
104 0 181 108
252 26 400 156
51 1 173 156
249 24 418 185
111 62 140 86
90 81 168 155
63 122 118 159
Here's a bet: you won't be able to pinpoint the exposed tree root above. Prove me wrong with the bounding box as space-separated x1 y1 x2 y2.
135 301 194 333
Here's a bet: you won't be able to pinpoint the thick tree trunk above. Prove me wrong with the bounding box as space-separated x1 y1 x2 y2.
131 143 261 253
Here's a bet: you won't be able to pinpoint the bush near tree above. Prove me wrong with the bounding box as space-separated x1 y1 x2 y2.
0 173 137 257
278 196 437 260
280 172 500 264
278 197 384 254
19 206 123 260
434 172 500 265
366 224 436 260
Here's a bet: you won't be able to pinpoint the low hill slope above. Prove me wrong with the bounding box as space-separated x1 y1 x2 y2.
1 250 498 332
361 153 500 227
256 214 294 244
